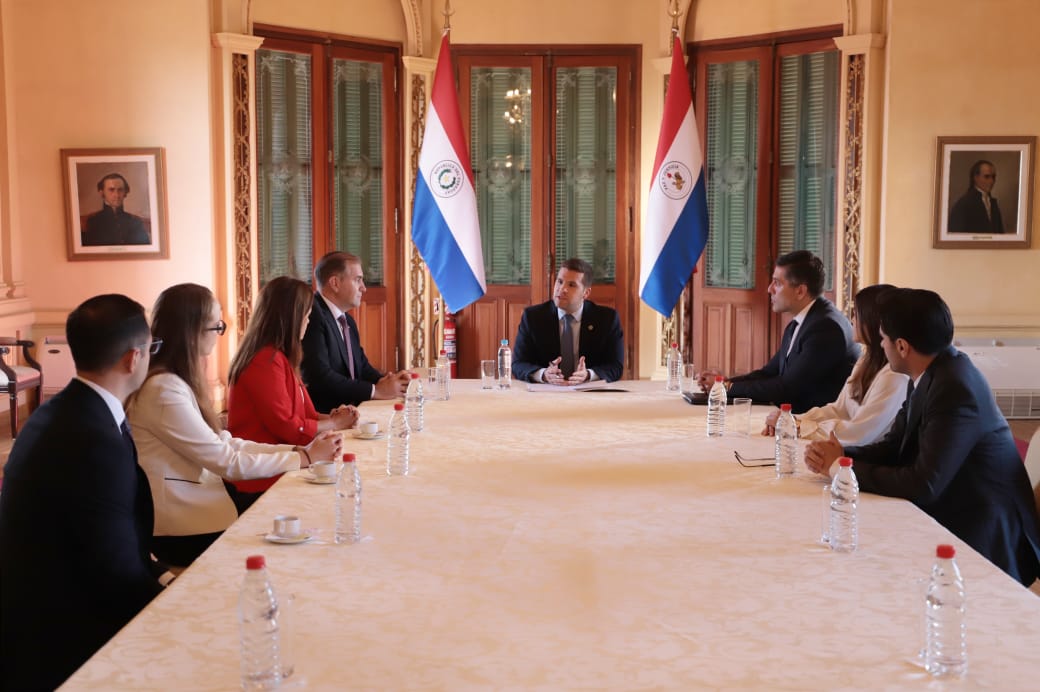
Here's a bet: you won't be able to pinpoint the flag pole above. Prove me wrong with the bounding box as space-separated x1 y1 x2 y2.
443 0 454 33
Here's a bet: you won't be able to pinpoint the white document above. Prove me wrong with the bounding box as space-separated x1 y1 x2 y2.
524 381 620 393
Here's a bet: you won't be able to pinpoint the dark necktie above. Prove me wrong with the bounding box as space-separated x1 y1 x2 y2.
337 314 357 379
779 320 798 374
121 419 138 463
560 314 576 378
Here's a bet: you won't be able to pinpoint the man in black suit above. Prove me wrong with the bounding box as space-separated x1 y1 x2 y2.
697 250 859 414
948 159 1005 234
301 251 410 411
806 289 1040 585
81 173 152 246
512 257 624 384
0 294 169 689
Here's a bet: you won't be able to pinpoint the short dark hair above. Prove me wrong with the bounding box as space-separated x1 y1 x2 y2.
559 257 594 289
314 251 361 288
97 172 130 194
66 294 149 372
776 250 825 297
878 288 953 356
967 159 995 190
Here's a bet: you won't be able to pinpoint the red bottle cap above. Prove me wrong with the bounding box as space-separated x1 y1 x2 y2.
838 457 853 467
780 403 792 411
671 342 678 348
411 372 419 379
440 349 446 355
936 544 956 559
715 375 724 382
342 453 356 463
245 555 265 570
394 403 404 411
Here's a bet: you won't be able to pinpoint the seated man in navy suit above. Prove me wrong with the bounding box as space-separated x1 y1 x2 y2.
512 257 623 384
805 288 1040 585
0 294 169 690
301 251 410 411
697 250 859 413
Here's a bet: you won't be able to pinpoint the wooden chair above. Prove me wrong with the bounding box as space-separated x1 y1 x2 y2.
0 338 42 438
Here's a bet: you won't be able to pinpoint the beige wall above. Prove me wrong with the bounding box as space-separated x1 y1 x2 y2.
881 0 1040 337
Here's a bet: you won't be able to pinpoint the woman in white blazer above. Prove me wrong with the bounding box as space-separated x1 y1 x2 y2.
128 283 342 567
763 284 909 446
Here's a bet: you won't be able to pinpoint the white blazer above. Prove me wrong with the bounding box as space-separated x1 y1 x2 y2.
797 362 909 446
128 373 303 537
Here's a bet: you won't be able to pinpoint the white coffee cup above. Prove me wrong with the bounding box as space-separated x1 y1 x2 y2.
360 420 378 436
309 461 336 479
273 514 301 538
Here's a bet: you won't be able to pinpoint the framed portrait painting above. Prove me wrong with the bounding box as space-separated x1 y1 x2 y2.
933 136 1035 249
61 147 169 260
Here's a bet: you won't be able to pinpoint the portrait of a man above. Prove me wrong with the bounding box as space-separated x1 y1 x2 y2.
947 159 1005 233
62 147 169 261
80 172 152 246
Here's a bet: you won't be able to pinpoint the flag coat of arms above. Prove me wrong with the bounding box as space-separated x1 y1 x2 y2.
639 35 709 317
412 33 486 313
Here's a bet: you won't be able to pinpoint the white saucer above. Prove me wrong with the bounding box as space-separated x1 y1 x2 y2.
303 474 336 485
263 531 314 545
353 430 385 440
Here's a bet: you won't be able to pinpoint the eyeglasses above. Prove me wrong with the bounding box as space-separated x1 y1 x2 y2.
138 339 163 355
733 450 774 468
205 320 227 336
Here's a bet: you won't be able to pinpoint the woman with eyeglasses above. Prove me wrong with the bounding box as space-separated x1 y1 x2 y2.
127 283 342 567
225 276 359 507
762 283 909 446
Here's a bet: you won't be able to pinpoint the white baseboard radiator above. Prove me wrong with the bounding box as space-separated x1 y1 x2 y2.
959 343 1040 420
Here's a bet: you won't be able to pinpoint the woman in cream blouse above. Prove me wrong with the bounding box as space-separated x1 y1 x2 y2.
763 284 908 446
128 283 342 567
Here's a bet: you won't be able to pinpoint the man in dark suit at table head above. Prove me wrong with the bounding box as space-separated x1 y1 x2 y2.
512 257 624 385
805 288 1040 585
0 294 168 690
301 250 410 411
697 250 859 413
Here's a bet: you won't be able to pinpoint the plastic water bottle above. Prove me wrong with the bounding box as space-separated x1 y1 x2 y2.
386 402 410 476
335 453 362 544
925 544 967 677
405 372 424 432
238 555 281 690
828 456 859 552
497 339 512 389
666 342 682 391
706 375 727 437
774 403 798 477
434 349 451 401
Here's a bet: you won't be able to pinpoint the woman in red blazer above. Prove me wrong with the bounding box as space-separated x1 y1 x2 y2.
227 276 358 500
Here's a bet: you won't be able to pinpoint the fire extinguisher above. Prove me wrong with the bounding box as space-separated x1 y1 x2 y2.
443 312 458 379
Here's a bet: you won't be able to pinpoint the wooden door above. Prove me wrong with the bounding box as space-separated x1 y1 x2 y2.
689 45 774 376
453 48 638 378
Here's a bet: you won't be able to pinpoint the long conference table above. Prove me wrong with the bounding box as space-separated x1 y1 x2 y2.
64 380 1040 689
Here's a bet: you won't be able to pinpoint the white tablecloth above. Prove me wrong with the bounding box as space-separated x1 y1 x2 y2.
63 380 1040 689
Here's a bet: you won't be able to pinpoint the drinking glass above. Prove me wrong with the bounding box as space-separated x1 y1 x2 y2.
820 484 831 544
729 398 753 438
680 363 698 394
480 360 496 389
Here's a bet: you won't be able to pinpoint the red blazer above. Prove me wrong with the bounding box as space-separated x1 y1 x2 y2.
227 346 317 492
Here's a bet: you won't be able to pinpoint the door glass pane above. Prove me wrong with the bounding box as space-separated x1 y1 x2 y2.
704 60 758 289
257 49 313 284
332 58 384 286
470 67 532 285
777 50 839 291
554 67 616 283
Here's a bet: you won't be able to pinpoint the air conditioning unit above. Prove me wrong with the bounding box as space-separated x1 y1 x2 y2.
39 336 75 401
961 345 1040 419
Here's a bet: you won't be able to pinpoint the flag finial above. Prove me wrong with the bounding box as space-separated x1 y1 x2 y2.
668 0 681 40
443 0 455 33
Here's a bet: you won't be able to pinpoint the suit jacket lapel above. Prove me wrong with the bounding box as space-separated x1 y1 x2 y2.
315 293 351 367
